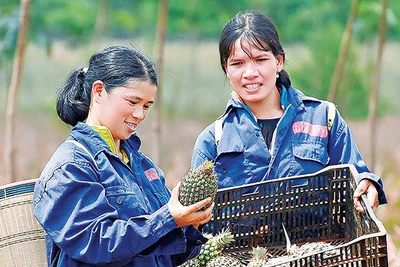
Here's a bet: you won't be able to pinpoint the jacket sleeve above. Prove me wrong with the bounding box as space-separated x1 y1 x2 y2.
171 226 208 266
191 123 217 169
139 226 208 266
328 109 388 205
33 158 200 265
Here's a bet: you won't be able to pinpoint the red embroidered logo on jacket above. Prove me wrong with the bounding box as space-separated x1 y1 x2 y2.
292 121 328 138
145 168 160 182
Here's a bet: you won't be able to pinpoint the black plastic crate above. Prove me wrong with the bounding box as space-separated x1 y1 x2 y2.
203 164 388 266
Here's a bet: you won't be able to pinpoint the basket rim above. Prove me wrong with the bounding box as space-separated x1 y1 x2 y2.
0 178 38 190
216 164 359 194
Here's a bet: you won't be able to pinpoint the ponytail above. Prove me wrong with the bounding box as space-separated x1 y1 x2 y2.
56 67 91 126
277 69 291 89
56 46 158 127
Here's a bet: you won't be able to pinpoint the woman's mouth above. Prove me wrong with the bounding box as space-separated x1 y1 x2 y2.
125 122 137 131
244 83 262 92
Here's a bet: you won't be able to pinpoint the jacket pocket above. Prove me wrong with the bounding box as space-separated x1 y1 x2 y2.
292 141 329 165
105 185 148 217
290 141 330 179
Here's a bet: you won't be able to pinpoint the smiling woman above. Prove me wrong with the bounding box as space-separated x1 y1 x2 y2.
33 45 214 267
85 79 156 142
191 11 387 217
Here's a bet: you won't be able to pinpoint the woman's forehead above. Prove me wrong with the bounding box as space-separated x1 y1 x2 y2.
229 37 270 58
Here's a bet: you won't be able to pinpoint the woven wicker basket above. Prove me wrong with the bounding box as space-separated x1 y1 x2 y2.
0 179 46 267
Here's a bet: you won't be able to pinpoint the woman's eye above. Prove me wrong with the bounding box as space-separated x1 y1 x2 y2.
230 62 242 66
143 105 151 110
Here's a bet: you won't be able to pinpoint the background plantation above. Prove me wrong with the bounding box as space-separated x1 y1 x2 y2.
2 0 400 119
1 0 400 260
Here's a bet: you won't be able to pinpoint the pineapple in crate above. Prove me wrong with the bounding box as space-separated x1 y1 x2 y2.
247 246 269 267
180 229 235 267
179 160 218 210
206 255 243 267
265 224 340 266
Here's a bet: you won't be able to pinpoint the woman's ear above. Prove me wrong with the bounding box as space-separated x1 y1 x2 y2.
225 65 234 84
92 80 104 103
276 54 284 72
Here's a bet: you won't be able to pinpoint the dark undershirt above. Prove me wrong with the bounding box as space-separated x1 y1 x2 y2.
257 118 280 149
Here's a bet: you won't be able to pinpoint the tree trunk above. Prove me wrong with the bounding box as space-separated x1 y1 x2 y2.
327 0 361 102
152 0 168 165
368 0 388 171
4 0 31 183
91 0 108 50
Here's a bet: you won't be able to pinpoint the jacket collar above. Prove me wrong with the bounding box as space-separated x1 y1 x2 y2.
89 125 118 154
222 85 310 117
69 122 141 157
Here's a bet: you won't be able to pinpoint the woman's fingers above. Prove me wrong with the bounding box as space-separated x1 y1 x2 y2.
353 179 379 213
188 197 213 213
193 202 214 228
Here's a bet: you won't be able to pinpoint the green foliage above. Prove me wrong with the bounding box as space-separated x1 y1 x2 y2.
106 1 159 38
1 0 399 46
1 0 399 119
0 5 19 65
29 0 97 47
356 0 398 42
266 1 351 43
289 22 370 119
289 23 340 100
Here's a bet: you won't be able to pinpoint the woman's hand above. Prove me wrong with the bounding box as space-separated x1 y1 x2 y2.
353 179 379 213
168 182 214 228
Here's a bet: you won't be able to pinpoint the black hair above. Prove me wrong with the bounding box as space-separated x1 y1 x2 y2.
56 45 158 126
219 11 291 88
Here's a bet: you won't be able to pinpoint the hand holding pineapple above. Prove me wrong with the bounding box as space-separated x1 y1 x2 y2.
178 160 218 210
168 181 214 228
172 160 218 228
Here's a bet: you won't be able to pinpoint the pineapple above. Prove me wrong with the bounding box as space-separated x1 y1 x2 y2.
188 229 235 267
265 242 339 267
265 255 295 267
206 255 243 267
247 246 269 267
179 160 218 211
296 241 339 257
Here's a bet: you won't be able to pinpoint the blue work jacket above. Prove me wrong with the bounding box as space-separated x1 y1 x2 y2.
34 122 207 266
191 86 387 205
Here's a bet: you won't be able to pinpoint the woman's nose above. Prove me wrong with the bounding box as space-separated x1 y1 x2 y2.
243 63 259 78
132 108 145 120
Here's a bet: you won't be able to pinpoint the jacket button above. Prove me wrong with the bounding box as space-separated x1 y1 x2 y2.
116 197 123 204
222 168 227 173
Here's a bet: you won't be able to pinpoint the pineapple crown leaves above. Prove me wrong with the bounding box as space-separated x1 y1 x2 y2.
190 229 234 267
250 246 269 260
210 228 235 248
197 160 217 177
248 246 269 267
184 160 218 186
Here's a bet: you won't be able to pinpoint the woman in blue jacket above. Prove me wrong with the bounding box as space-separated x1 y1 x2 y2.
191 11 387 214
34 46 213 266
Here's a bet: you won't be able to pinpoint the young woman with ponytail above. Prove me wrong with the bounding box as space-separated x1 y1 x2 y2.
191 11 386 216
34 45 212 267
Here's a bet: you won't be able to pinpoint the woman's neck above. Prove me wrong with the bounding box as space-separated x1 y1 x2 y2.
247 89 282 119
